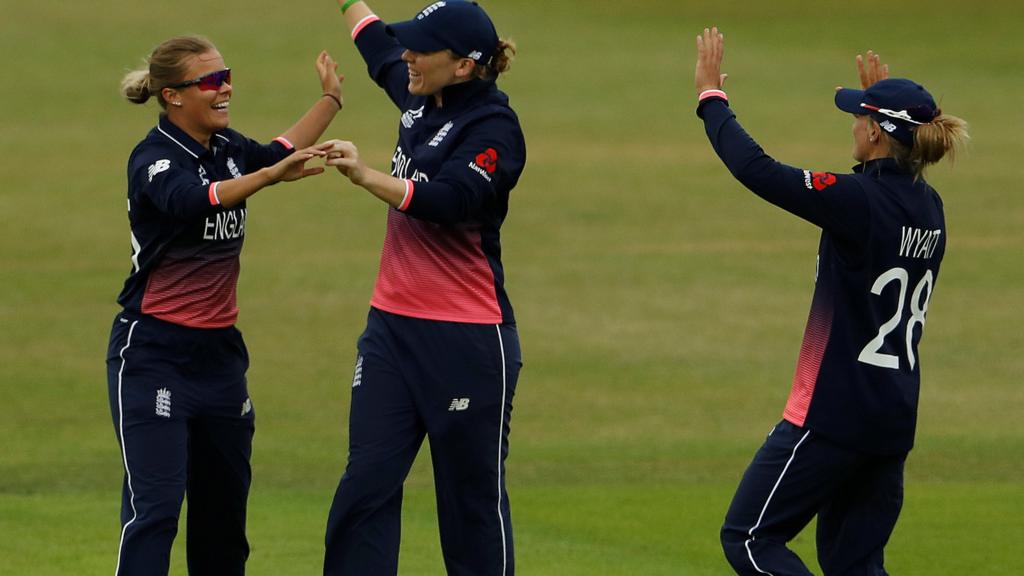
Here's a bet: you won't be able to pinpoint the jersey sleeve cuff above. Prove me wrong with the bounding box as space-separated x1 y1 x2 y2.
698 89 728 103
352 15 381 40
208 181 222 206
398 179 414 211
273 136 295 150
696 91 730 119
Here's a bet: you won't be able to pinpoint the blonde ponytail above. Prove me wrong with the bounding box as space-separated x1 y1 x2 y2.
889 113 969 179
121 68 152 104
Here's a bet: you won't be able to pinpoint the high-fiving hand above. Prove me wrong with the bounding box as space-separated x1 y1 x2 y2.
856 50 889 89
317 51 344 108
695 26 727 96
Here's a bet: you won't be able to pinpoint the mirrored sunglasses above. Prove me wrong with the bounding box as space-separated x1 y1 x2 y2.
170 68 231 91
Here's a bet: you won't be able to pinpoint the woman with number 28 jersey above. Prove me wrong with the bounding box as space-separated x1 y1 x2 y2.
695 29 968 575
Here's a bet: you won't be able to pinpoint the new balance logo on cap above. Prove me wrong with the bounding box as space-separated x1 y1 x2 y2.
387 1 499 67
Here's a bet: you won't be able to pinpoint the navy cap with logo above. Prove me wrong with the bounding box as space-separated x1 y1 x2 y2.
835 78 940 146
386 1 499 66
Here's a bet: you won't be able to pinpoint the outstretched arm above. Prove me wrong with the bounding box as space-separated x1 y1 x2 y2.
322 139 409 209
215 144 330 208
692 28 870 243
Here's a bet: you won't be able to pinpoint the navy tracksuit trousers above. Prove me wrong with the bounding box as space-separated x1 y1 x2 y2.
721 420 906 576
324 308 522 576
106 311 255 576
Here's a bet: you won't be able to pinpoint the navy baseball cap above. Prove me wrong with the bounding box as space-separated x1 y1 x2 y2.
835 78 939 146
386 1 499 65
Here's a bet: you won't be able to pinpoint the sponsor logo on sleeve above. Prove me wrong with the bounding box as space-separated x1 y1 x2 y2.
804 170 837 191
468 148 498 182
147 159 171 182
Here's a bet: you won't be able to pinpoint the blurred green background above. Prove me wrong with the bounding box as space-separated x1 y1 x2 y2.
2 0 1022 573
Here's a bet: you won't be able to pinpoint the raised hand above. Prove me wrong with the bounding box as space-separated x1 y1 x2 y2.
317 51 344 107
857 50 889 89
695 26 728 96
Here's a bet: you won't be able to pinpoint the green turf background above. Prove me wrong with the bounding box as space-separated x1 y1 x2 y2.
2 0 1022 573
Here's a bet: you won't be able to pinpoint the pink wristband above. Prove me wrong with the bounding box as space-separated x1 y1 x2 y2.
698 89 728 102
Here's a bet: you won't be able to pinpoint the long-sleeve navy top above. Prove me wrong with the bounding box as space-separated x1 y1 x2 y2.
699 96 945 454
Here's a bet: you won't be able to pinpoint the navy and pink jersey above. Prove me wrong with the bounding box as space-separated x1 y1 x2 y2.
116 115 293 328
352 16 526 325
698 97 945 454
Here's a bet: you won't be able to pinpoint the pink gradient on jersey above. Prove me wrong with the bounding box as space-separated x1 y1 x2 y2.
783 301 834 426
371 210 502 324
142 254 240 328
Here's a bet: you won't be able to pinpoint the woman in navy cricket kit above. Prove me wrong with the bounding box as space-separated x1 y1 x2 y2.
321 2 525 574
107 36 342 575
694 29 968 575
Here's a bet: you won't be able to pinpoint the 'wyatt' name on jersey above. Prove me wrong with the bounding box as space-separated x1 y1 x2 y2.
203 209 247 241
898 226 941 259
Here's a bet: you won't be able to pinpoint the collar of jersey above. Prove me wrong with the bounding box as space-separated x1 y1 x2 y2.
157 114 223 159
432 78 499 114
853 157 905 177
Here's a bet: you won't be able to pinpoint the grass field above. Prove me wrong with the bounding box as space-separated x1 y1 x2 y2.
2 0 1023 574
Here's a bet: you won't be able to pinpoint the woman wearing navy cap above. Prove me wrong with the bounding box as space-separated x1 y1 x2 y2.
108 35 341 575
322 2 525 575
695 29 967 575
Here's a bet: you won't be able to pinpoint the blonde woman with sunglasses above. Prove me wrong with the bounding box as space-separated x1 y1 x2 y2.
106 35 341 576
